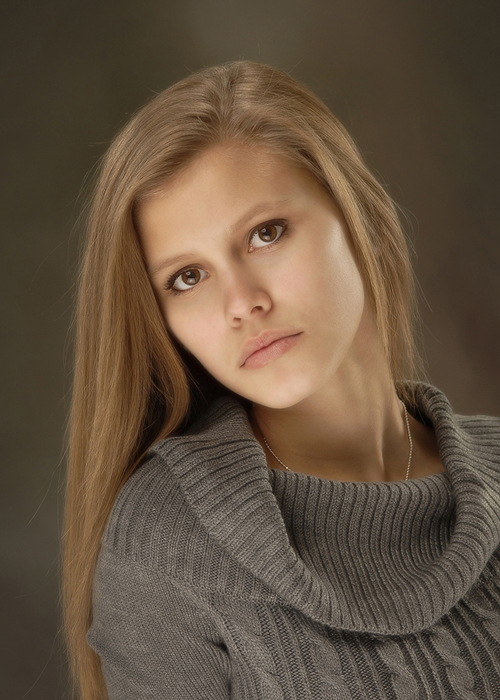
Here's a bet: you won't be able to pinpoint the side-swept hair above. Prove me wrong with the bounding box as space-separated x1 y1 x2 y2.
63 60 425 699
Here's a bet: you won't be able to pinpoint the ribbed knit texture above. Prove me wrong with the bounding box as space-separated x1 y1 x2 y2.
88 383 500 699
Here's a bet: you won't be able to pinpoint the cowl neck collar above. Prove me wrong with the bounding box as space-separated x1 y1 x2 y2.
154 382 500 634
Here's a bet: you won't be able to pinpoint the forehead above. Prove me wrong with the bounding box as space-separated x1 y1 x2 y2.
149 144 300 207
136 142 329 235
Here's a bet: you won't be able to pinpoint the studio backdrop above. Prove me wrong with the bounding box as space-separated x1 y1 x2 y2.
1 1 499 697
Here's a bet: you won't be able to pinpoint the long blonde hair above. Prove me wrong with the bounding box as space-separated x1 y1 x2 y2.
63 60 426 699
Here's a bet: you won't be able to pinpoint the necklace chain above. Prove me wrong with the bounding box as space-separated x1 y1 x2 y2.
261 399 414 481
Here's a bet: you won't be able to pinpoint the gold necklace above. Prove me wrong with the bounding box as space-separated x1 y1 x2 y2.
261 399 414 480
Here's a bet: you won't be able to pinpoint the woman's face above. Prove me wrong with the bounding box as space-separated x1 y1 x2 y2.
137 142 371 408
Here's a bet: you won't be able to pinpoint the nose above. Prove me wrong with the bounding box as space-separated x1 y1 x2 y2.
222 267 272 326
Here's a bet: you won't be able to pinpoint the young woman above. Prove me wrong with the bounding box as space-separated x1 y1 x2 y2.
63 61 500 699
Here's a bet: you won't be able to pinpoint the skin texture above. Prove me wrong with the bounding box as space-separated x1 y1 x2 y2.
137 142 444 482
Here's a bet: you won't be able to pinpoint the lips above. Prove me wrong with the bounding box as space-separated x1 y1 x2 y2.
240 329 301 367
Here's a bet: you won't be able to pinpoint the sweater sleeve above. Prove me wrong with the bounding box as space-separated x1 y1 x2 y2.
87 545 232 699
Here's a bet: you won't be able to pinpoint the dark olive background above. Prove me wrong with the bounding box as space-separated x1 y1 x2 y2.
1 0 499 697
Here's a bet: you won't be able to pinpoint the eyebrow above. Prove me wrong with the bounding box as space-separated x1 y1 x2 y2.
147 199 291 277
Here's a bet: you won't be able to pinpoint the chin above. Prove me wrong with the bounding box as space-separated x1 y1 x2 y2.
237 373 317 409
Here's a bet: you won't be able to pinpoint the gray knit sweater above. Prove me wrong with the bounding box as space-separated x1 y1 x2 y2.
87 383 500 699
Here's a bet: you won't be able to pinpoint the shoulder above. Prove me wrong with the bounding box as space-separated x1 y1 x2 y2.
455 412 500 437
100 449 211 573
451 411 500 490
99 393 254 573
454 412 500 460
93 401 271 606
414 382 500 454
92 391 274 608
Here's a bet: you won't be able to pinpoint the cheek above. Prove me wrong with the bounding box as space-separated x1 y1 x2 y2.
291 235 365 325
269 244 319 303
276 241 337 306
162 300 221 358
327 259 366 341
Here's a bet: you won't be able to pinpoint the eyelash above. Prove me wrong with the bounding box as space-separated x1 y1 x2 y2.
163 220 289 295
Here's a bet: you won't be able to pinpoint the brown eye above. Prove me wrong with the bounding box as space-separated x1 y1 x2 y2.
170 268 206 292
259 224 279 242
250 222 286 250
180 269 200 285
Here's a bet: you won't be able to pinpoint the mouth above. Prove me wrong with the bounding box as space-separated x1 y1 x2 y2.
242 332 302 369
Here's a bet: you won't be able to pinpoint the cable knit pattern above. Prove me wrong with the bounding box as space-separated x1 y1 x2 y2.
428 627 477 699
87 382 500 699
375 639 420 699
